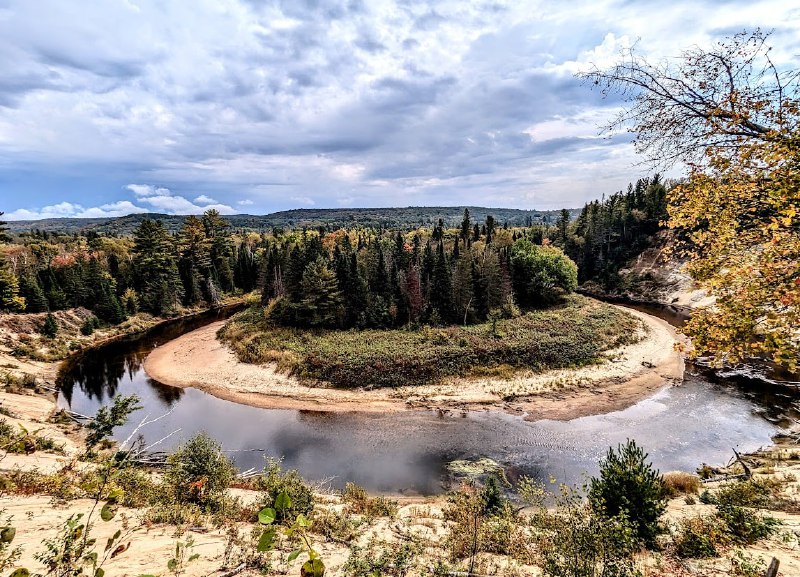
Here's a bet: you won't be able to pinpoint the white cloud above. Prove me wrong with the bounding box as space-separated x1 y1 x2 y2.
1 0 799 214
77 201 149 218
237 199 254 206
4 202 84 220
130 185 237 215
126 184 171 198
290 196 315 206
5 186 236 220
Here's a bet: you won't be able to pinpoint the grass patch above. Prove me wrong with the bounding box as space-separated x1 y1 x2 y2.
664 471 702 497
219 295 644 388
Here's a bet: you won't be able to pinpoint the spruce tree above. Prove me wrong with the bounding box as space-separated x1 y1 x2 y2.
298 257 342 327
19 274 49 312
132 219 183 315
42 312 58 338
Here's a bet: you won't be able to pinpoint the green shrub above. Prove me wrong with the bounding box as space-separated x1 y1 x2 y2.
165 432 236 507
443 483 531 563
715 478 774 509
479 475 505 515
716 504 780 544
41 313 58 338
673 515 730 558
255 458 314 521
311 508 361 544
589 440 668 547
343 537 421 577
80 316 101 336
538 504 640 577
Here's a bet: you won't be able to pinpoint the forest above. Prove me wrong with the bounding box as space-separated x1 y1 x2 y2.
0 178 667 333
2 206 577 236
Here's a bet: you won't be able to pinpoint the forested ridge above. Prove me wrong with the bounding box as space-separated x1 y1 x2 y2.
3 206 579 235
0 183 667 333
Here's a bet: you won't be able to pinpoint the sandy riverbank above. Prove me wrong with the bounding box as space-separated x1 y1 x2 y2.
143 306 685 419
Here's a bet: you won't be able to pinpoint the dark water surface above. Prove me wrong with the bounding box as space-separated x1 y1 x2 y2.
57 306 800 495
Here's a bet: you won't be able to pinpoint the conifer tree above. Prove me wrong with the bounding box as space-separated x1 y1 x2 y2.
19 274 49 312
298 257 342 327
132 219 183 315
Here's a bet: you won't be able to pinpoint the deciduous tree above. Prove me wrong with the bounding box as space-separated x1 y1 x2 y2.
582 31 800 368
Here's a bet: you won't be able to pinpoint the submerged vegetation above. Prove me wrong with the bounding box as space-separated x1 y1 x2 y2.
220 294 643 387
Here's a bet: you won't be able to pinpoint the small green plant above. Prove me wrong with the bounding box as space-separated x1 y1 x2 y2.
343 537 421 577
256 490 325 577
167 536 199 577
588 439 667 547
730 549 767 577
257 458 315 521
479 475 505 515
0 510 22 573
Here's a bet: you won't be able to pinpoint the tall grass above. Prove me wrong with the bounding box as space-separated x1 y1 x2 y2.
219 295 644 388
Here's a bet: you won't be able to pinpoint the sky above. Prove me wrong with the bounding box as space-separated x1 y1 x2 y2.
1 0 799 220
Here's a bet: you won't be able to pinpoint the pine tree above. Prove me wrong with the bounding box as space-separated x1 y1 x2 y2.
298 257 342 327
428 241 453 323
177 216 211 305
202 209 234 292
452 253 474 325
485 215 496 244
19 274 49 312
42 312 58 338
132 219 183 315
0 212 24 311
0 268 25 311
460 208 471 244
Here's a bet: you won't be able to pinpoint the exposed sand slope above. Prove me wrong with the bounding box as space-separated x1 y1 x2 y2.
144 306 684 419
0 390 83 470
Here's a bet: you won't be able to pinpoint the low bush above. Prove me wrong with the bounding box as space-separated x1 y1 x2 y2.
342 482 398 519
663 471 701 497
312 508 361 544
443 483 532 563
255 458 315 522
343 537 422 577
673 515 730 558
536 501 640 577
714 478 775 509
165 432 236 508
716 504 780 545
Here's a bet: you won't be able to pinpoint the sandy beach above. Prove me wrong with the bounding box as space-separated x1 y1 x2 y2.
143 305 685 419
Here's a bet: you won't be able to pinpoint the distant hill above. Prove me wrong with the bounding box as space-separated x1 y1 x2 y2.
6 206 579 235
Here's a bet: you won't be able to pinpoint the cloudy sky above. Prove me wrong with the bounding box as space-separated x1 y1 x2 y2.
1 0 798 220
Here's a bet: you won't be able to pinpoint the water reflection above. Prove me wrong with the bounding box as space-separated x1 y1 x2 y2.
56 306 798 495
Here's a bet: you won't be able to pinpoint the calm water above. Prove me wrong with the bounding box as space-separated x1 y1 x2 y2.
57 307 800 495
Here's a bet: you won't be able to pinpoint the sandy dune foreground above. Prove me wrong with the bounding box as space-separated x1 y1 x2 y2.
143 305 684 420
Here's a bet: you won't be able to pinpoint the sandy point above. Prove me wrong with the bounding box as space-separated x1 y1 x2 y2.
143 305 685 420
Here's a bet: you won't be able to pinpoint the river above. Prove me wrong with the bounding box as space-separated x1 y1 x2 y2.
56 305 800 495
